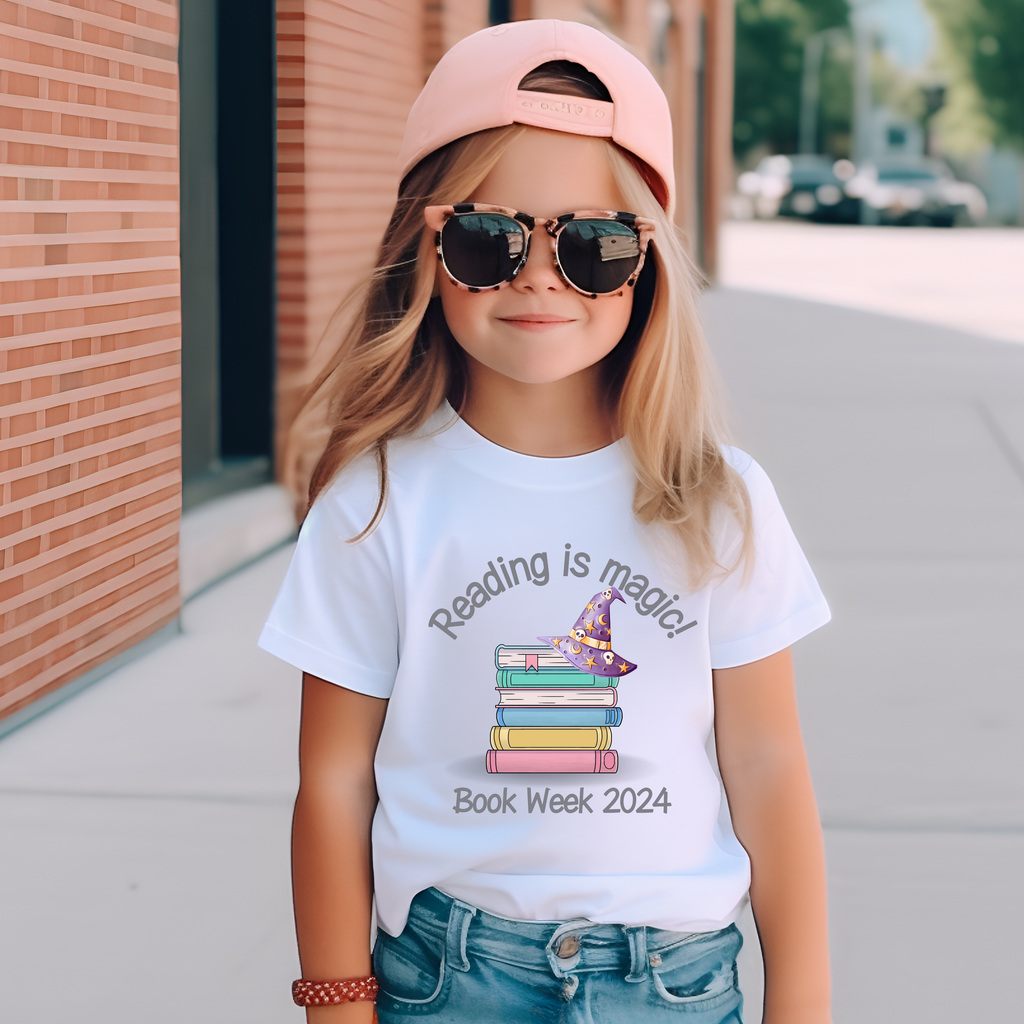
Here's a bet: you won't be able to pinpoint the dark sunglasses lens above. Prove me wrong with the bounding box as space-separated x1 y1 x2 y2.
441 214 525 288
558 220 641 293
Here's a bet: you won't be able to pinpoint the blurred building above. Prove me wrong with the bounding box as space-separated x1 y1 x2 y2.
1 0 734 728
870 108 924 159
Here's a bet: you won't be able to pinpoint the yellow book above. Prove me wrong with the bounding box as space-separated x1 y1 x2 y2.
489 726 613 751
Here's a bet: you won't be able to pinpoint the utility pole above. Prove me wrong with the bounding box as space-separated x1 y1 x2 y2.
799 27 848 155
849 0 875 165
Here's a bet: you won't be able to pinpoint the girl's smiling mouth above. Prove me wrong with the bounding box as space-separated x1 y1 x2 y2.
498 313 577 331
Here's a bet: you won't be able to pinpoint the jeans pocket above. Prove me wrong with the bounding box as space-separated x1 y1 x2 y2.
373 928 452 1013
648 925 743 1011
651 961 736 1005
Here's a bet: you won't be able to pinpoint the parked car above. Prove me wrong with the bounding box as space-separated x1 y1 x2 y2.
737 155 861 223
844 157 987 226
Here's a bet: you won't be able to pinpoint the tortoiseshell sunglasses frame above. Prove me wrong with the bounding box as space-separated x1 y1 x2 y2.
424 203 656 299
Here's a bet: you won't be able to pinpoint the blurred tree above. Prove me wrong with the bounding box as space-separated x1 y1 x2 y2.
733 0 852 162
926 0 1024 147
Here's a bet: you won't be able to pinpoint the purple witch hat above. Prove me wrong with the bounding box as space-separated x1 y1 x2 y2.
538 587 637 678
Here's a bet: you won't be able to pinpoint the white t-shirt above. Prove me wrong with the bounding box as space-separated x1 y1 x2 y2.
259 408 830 937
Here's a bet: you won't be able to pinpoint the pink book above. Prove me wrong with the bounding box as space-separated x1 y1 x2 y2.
485 749 618 774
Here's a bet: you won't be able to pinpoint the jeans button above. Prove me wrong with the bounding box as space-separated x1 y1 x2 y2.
557 935 580 958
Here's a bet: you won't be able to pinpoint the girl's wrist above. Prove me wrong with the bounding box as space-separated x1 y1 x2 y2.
292 975 378 1007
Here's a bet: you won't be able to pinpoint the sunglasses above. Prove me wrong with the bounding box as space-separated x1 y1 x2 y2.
424 204 656 298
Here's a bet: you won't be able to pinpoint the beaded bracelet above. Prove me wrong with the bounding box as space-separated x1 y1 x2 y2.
291 975 379 1007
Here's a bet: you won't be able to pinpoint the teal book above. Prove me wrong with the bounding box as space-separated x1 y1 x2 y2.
495 706 623 727
495 667 599 687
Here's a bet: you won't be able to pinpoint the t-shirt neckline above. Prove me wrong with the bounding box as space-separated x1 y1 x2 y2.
428 402 628 487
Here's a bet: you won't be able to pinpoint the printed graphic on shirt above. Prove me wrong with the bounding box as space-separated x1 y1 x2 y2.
486 587 637 775
427 545 699 641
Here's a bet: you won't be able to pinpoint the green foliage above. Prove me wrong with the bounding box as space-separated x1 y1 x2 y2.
927 0 1024 146
733 0 852 161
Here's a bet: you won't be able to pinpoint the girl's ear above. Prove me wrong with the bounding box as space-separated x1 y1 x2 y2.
423 205 451 232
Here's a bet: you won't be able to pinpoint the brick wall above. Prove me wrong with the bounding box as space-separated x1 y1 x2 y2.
275 0 487 468
0 0 180 721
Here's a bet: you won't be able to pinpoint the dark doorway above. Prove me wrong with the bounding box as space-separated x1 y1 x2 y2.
216 0 276 465
178 0 276 510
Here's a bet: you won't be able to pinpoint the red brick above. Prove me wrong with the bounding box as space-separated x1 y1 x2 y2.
10 412 39 437
25 9 75 38
13 536 42 565
29 500 55 527
0 447 24 472
29 375 54 399
33 212 66 234
1 510 24 538
8 343 63 371
7 143 70 167
45 405 70 427
0 573 25 604
21 313 48 335
0 106 23 130
46 465 72 489
23 179 53 200
6 73 40 99
10 474 41 503
29 438 54 463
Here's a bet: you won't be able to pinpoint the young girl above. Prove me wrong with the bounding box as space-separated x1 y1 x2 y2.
260 20 833 1024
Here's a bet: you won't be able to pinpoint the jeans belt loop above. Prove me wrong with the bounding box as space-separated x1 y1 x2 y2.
623 924 649 982
445 899 477 973
545 919 591 979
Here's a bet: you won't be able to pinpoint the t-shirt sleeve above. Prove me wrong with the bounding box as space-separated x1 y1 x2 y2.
708 449 831 669
257 460 399 698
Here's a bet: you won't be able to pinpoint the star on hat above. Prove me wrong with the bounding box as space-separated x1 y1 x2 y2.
538 587 637 677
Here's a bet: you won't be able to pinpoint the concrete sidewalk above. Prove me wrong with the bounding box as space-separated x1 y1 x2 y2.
2 288 1023 1023
703 289 1024 1023
0 546 303 1022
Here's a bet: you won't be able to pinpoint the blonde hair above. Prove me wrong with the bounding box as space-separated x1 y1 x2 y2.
287 127 752 587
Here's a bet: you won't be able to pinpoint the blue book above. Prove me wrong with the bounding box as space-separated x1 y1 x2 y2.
494 706 623 728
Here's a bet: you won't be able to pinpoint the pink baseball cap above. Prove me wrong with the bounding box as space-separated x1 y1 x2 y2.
398 19 675 214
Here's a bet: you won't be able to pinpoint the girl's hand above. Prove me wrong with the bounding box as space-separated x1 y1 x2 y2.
713 648 834 1024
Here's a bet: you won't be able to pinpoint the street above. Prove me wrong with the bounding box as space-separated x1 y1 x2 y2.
720 219 1024 345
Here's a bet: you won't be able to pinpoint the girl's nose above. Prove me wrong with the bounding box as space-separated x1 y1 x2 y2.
512 226 565 292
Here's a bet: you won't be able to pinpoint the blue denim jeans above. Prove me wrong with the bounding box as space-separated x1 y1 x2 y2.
374 888 744 1023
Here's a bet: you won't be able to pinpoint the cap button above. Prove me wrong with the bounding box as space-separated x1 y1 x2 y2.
490 25 508 35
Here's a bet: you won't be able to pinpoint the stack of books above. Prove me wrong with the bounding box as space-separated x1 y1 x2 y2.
485 644 620 774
